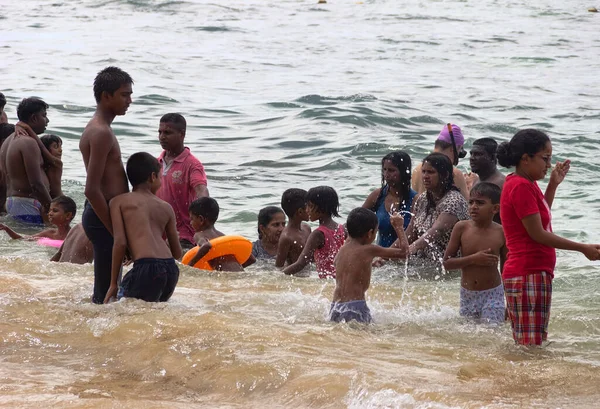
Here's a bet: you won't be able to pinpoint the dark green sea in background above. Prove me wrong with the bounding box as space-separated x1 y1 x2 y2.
1 0 599 407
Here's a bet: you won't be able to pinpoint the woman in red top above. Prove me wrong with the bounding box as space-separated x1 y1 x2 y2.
498 129 600 346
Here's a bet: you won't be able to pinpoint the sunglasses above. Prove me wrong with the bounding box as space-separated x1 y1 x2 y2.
447 123 467 166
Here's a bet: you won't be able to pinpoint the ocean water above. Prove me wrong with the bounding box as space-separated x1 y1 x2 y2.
1 0 600 407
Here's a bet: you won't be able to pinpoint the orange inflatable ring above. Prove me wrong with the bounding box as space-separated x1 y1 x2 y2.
182 235 253 270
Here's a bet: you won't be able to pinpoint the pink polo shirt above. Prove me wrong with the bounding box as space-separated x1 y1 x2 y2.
157 147 207 243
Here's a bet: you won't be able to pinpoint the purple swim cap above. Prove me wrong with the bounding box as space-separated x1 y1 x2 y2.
437 124 464 146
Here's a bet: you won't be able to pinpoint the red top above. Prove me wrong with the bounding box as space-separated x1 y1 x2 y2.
500 174 556 279
314 224 345 279
157 148 207 243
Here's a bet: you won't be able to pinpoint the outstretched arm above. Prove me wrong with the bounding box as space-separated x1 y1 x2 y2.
521 213 600 260
410 213 459 255
282 230 324 276
0 223 24 240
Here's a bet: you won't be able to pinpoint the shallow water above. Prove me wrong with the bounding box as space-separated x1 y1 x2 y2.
1 0 600 407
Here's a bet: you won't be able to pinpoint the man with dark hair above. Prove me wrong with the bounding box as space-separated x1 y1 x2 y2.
80 66 133 304
465 137 505 191
156 113 209 251
0 98 52 224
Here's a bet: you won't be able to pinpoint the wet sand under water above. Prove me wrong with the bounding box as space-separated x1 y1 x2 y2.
1 257 599 408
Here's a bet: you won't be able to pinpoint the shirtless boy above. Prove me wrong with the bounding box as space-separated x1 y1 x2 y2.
40 134 64 197
80 66 133 304
0 98 52 224
51 223 93 265
187 197 255 271
0 195 76 241
443 182 507 323
275 188 311 268
330 208 408 324
104 152 182 303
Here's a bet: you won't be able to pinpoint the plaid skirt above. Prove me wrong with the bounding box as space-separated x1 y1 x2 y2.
503 272 552 346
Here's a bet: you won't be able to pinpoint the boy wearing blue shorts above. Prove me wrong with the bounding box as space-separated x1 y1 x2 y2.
330 208 408 323
443 182 507 323
103 152 182 303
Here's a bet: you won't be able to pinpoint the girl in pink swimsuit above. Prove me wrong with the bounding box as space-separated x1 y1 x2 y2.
282 186 346 278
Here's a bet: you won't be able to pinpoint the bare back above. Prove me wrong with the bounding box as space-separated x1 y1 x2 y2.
458 221 504 290
333 242 374 302
1 133 49 198
80 117 128 202
280 223 312 265
111 192 175 260
59 224 93 264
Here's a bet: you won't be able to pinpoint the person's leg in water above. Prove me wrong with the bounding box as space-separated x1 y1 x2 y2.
82 201 114 304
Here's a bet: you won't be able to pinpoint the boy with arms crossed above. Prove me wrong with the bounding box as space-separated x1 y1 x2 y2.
443 182 507 323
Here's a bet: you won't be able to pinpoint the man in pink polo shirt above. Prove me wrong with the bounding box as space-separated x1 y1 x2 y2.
157 113 209 252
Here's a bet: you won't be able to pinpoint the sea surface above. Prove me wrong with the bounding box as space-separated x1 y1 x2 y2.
1 0 600 407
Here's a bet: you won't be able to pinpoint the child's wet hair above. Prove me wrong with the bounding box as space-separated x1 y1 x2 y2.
257 206 284 239
51 195 77 219
281 188 308 218
40 134 62 151
497 129 550 168
470 182 501 204
346 207 378 239
306 186 340 218
126 152 160 186
189 197 219 224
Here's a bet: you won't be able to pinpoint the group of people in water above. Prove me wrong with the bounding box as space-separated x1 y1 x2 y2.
1 66 599 347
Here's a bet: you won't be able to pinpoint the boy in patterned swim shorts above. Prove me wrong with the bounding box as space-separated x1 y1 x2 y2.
443 183 507 323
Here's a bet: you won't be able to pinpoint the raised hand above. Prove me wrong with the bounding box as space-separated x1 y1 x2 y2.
550 160 571 186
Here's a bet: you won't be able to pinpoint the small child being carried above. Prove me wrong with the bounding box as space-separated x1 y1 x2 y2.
0 195 76 241
104 152 182 303
187 197 256 271
443 182 507 323
330 207 408 323
283 186 345 278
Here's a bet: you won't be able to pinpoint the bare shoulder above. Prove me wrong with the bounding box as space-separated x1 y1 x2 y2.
454 220 470 233
301 222 311 233
81 120 113 143
109 193 126 209
491 221 505 235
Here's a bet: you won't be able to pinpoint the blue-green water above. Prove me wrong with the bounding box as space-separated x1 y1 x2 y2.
1 0 600 407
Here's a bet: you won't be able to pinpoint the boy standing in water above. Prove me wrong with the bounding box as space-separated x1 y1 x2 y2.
331 208 408 323
104 152 181 303
443 183 506 323
80 66 132 304
275 188 311 268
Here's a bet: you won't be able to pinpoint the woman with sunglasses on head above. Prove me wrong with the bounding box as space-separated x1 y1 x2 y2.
412 124 469 199
498 129 600 346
